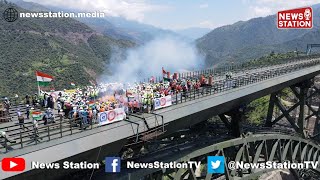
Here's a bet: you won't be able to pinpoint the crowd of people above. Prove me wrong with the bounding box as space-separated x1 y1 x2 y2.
0 72 235 147
1 72 226 130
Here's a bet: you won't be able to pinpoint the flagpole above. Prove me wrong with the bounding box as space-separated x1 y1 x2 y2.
36 71 40 95
37 81 40 95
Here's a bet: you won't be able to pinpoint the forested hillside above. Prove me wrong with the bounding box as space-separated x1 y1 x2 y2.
0 1 134 96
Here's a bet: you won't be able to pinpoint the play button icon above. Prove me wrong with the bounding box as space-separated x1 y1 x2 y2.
2 157 25 171
10 161 18 168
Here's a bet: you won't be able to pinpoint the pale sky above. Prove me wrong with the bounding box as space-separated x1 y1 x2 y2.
26 0 320 30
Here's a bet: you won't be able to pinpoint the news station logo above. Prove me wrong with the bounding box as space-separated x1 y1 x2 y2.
1 157 26 172
277 7 312 29
105 157 121 173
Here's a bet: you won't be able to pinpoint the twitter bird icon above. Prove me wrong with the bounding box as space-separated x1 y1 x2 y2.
211 160 221 169
207 156 225 174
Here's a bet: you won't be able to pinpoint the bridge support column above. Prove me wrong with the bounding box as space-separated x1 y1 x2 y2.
264 79 316 138
297 84 308 136
313 101 320 136
265 93 277 127
219 108 244 137
306 84 320 137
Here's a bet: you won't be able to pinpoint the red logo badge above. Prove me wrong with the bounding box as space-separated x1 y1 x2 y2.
277 7 312 29
160 98 166 106
108 111 116 121
2 157 26 172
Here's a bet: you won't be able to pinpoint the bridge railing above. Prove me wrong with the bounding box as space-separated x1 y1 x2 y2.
141 54 320 83
0 114 142 153
0 115 92 153
168 58 320 108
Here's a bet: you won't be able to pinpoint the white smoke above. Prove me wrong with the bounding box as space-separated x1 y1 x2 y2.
99 36 204 83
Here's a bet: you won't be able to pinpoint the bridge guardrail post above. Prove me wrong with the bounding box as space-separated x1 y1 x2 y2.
34 124 38 145
197 87 200 98
69 118 73 135
47 125 50 141
20 129 23 148
185 90 187 102
60 115 62 138
5 136 8 153
175 92 178 105
80 117 84 131
90 115 93 130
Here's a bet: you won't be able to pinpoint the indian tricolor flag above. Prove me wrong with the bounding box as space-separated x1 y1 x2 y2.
32 111 43 120
70 82 75 86
36 71 53 86
88 101 95 108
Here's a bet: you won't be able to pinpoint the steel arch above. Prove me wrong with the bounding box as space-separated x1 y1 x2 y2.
139 133 320 180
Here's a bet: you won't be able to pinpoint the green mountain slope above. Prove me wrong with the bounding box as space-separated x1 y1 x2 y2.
0 2 134 96
196 5 320 66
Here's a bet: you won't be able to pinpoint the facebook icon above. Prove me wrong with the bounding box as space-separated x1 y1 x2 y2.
105 157 121 173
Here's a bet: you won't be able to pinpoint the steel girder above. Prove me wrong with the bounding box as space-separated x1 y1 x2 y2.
265 79 320 138
140 133 320 180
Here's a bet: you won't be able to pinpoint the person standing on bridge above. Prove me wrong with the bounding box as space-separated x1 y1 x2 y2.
44 93 48 107
32 93 38 106
14 94 19 105
57 101 62 114
92 106 97 123
26 104 30 119
226 72 233 79
47 95 54 109
0 131 16 144
25 94 30 105
47 108 55 124
3 97 10 111
17 108 24 128
32 116 41 141
88 108 93 124
82 107 89 125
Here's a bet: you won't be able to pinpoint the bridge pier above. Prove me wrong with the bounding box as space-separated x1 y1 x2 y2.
219 108 244 137
265 79 320 138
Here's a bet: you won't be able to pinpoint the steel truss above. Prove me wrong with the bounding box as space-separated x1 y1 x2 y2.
265 79 320 138
139 133 320 180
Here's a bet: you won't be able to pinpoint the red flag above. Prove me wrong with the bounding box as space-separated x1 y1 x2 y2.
162 67 166 75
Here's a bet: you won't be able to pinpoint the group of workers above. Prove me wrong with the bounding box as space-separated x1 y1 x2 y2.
1 71 236 130
0 71 238 147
